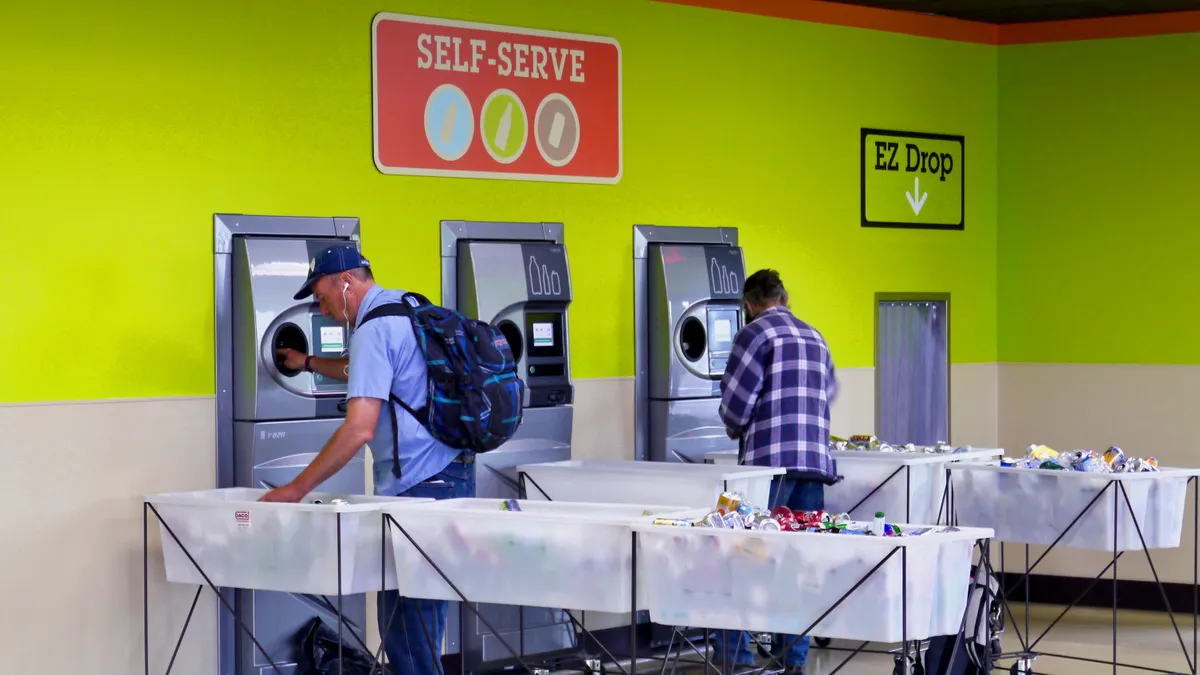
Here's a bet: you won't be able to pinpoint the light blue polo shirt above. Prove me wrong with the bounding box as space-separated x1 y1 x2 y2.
349 285 461 496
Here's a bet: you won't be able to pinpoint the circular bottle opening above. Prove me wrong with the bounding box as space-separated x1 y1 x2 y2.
496 320 523 365
272 323 308 377
679 316 706 362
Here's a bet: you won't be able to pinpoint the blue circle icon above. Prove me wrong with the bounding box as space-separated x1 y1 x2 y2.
424 84 474 162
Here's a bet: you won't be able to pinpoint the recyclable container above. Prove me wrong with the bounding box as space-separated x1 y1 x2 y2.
147 487 427 594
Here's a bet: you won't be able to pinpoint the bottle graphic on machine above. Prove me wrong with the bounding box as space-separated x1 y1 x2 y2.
528 256 544 296
710 258 738 295
528 255 561 297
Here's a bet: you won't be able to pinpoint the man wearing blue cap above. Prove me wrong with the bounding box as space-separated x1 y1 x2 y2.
262 243 473 675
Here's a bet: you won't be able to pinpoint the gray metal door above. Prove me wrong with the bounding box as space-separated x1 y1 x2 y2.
875 296 950 446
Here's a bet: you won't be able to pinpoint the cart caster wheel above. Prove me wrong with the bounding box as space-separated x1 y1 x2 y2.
814 637 831 648
1010 657 1036 675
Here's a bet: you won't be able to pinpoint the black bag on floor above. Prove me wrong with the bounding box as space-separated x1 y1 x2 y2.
923 564 1002 675
296 617 378 675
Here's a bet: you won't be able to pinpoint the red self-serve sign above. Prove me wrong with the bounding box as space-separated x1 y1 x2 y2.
372 13 622 184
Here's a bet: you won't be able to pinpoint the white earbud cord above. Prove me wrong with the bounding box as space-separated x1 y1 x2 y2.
340 284 351 377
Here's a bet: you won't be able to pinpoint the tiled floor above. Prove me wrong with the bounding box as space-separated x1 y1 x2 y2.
811 604 1196 674
607 604 1200 675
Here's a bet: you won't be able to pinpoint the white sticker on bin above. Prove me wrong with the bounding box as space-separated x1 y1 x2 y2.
235 509 251 530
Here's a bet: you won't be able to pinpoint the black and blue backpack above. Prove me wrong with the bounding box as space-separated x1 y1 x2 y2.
358 292 524 478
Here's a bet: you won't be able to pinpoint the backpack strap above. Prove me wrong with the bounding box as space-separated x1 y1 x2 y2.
358 300 429 481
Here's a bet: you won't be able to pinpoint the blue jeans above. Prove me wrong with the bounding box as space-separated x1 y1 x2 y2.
713 476 825 668
379 460 475 675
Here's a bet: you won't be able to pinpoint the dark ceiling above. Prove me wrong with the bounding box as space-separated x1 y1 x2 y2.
822 0 1200 24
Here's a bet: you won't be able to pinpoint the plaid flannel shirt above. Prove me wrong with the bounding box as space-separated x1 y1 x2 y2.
719 306 839 482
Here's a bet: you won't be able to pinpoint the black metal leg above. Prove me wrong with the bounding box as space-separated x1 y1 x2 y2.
1194 476 1198 675
1117 481 1194 673
383 514 539 674
376 513 387 675
630 532 638 675
164 587 203 675
147 503 285 675
1113 488 1119 675
1025 543 1030 646
905 465 911 523
338 512 344 675
902 546 909 675
144 502 150 675
752 548 904 675
846 466 906 517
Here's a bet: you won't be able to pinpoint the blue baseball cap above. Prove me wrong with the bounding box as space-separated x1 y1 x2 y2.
294 244 371 300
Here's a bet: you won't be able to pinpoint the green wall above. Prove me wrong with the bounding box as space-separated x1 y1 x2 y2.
1 0 998 403
998 33 1200 364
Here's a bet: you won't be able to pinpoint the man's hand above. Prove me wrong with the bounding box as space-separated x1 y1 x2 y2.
726 427 741 441
259 482 308 503
276 348 307 372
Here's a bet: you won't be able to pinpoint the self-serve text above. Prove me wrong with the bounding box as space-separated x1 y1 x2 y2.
416 34 586 82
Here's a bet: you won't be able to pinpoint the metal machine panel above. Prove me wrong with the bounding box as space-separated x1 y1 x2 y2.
648 397 737 464
458 240 573 408
215 214 365 675
440 220 575 673
632 225 741 463
232 236 350 422
232 419 367 675
647 244 745 400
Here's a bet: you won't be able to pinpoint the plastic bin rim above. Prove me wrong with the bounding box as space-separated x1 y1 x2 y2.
517 460 786 478
832 448 1004 465
630 520 993 545
948 464 1200 480
379 497 692 523
144 490 433 513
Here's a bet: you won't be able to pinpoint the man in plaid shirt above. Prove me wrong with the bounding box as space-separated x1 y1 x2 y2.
714 269 839 675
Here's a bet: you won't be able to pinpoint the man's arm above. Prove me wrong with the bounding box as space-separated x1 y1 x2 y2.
259 397 381 502
277 348 349 382
719 330 765 440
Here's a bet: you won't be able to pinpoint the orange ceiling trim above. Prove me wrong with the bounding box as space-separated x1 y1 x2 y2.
653 0 1200 46
651 0 1000 44
999 10 1200 45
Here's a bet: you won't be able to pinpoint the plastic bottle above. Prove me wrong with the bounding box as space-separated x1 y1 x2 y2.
871 511 885 536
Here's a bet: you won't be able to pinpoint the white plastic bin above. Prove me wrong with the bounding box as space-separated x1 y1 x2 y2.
518 460 784 510
147 487 428 594
950 464 1198 551
633 515 992 642
826 449 1004 525
383 499 682 612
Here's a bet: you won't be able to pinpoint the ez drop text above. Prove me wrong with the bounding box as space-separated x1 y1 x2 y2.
874 141 954 181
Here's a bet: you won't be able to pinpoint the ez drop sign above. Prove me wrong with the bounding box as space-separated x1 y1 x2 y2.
861 129 964 230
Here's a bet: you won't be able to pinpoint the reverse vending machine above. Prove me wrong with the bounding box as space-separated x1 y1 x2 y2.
440 219 575 674
214 214 367 675
633 225 746 463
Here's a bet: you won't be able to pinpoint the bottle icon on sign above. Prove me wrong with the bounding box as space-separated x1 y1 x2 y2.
440 100 458 144
495 103 514 152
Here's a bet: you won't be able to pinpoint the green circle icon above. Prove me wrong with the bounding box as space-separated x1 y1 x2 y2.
480 89 528 164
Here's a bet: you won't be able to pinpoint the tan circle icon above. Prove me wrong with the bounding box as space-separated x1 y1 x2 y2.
534 94 580 167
